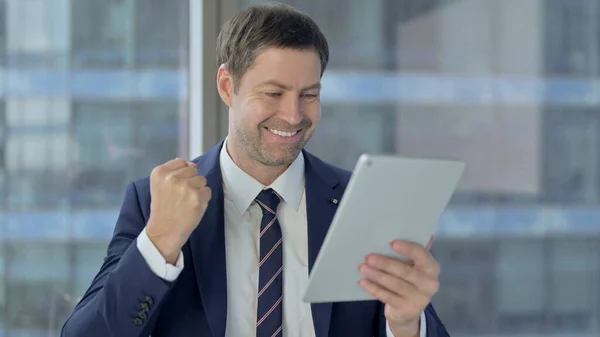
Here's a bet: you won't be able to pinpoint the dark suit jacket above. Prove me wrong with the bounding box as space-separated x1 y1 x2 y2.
61 140 450 337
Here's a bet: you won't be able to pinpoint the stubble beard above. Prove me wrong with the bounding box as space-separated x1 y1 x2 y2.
234 126 307 167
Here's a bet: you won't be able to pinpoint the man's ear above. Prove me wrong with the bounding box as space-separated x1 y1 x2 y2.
217 64 234 107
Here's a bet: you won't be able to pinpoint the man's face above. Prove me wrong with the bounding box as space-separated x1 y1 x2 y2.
218 47 322 168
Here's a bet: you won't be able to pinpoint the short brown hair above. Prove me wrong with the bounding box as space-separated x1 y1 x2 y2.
216 2 329 90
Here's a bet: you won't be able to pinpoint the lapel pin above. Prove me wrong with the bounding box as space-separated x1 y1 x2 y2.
330 198 339 205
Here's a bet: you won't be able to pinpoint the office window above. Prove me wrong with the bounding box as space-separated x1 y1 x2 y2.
5 0 68 67
6 243 69 281
71 102 135 207
431 240 496 333
4 242 70 331
4 99 71 209
0 0 6 66
71 0 134 68
5 279 70 331
543 108 600 204
0 104 5 206
5 99 71 172
73 242 109 298
72 102 134 169
0 1 191 335
133 101 181 171
550 238 599 332
71 101 181 207
135 0 189 68
306 105 395 169
0 274 4 327
5 135 71 209
496 240 546 330
544 0 600 76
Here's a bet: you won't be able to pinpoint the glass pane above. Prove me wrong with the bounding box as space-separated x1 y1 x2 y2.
550 238 598 333
135 0 189 68
496 241 545 314
73 242 107 298
133 101 181 171
0 0 5 66
0 1 189 335
238 0 600 335
0 105 5 206
6 0 67 67
71 0 134 68
71 103 135 207
4 242 70 331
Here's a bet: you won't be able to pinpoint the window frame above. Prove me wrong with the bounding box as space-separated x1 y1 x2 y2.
188 0 235 158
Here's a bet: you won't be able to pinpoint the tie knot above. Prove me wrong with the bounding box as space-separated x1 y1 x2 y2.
255 189 281 215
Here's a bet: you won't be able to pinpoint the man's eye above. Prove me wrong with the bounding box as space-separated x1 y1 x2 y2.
266 92 282 97
302 93 318 98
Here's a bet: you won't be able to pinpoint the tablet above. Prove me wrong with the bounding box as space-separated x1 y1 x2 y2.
302 154 465 303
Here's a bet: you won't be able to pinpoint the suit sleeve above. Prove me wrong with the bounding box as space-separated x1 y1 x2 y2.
61 181 175 337
423 304 450 337
376 303 450 337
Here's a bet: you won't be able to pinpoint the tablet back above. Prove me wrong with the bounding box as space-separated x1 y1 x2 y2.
303 154 465 303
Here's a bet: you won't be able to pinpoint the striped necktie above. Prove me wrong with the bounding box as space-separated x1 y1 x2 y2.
255 188 284 337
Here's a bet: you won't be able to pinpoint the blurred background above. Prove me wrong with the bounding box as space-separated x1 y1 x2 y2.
0 0 598 336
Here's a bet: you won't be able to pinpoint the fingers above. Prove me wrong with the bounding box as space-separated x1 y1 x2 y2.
358 266 430 309
170 165 198 179
168 163 207 190
154 158 197 178
359 277 429 317
362 237 441 329
359 278 405 308
188 176 208 189
360 263 417 297
162 157 189 171
153 158 206 190
363 255 439 297
196 186 212 203
365 256 423 287
391 240 440 277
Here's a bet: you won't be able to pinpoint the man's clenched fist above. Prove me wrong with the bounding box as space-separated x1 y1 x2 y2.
146 158 212 264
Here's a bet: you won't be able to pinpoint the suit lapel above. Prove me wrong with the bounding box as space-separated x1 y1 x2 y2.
189 141 228 337
304 151 344 337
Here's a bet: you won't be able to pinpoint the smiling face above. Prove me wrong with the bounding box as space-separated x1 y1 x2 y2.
217 46 322 171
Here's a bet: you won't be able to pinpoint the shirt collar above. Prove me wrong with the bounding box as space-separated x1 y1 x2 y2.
219 137 305 214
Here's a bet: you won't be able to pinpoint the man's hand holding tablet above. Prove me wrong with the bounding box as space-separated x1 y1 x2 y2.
359 236 439 336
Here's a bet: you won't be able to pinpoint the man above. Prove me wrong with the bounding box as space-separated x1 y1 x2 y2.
61 2 449 337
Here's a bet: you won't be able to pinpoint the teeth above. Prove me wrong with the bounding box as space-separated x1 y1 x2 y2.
268 128 298 137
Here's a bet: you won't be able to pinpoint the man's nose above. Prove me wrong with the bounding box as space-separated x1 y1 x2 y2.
278 95 303 126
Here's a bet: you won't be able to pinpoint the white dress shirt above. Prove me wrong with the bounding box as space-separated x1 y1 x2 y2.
136 139 426 337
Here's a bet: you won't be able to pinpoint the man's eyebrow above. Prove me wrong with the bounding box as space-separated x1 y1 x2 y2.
259 80 290 90
303 82 321 91
258 80 321 91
